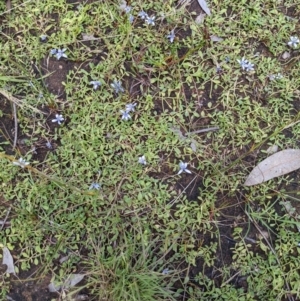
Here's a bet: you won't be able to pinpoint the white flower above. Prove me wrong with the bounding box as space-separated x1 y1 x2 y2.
178 162 191 174
13 158 29 168
237 57 248 70
138 155 147 165
40 35 47 41
138 11 148 19
52 114 64 125
111 80 125 94
90 81 101 90
237 57 254 72
120 110 131 120
50 49 57 55
119 1 131 13
125 103 137 112
245 62 254 72
129 14 134 23
145 15 155 26
167 29 175 43
89 182 101 190
46 141 52 149
288 36 299 48
54 48 68 60
269 73 283 81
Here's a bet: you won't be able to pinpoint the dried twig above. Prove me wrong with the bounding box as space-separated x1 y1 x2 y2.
6 0 11 11
177 0 192 8
0 206 11 231
221 270 241 287
0 221 11 226
185 127 219 136
0 88 44 114
3 0 33 14
169 175 198 205
12 103 18 149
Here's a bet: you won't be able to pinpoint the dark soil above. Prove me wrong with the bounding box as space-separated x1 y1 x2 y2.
4 268 55 301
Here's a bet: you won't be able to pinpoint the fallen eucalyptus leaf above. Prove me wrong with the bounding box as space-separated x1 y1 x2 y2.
190 139 197 152
2 247 15 275
81 33 97 41
244 149 300 186
266 145 278 154
59 255 69 264
197 0 211 16
170 127 185 140
48 282 61 293
48 274 85 293
210 35 223 42
66 274 85 287
195 13 206 24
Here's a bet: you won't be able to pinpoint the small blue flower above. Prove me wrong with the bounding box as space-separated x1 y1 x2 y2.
288 36 299 48
111 80 125 94
138 10 148 19
38 92 43 99
90 80 101 90
129 14 134 23
268 74 276 81
46 141 52 149
178 162 191 175
13 158 30 168
52 114 64 125
237 57 254 72
120 110 131 121
55 48 68 60
167 29 175 43
125 102 137 112
124 5 131 13
162 268 170 275
138 155 147 165
145 15 155 26
50 49 57 55
245 62 254 72
89 182 101 190
119 2 131 13
237 57 249 70
40 35 47 41
269 73 283 81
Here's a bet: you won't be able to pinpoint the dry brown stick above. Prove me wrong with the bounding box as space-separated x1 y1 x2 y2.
6 0 11 11
185 127 219 135
221 270 242 287
0 206 11 231
0 88 44 114
4 0 33 14
12 103 18 149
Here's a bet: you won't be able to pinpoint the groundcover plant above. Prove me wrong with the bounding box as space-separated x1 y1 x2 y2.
0 0 300 300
